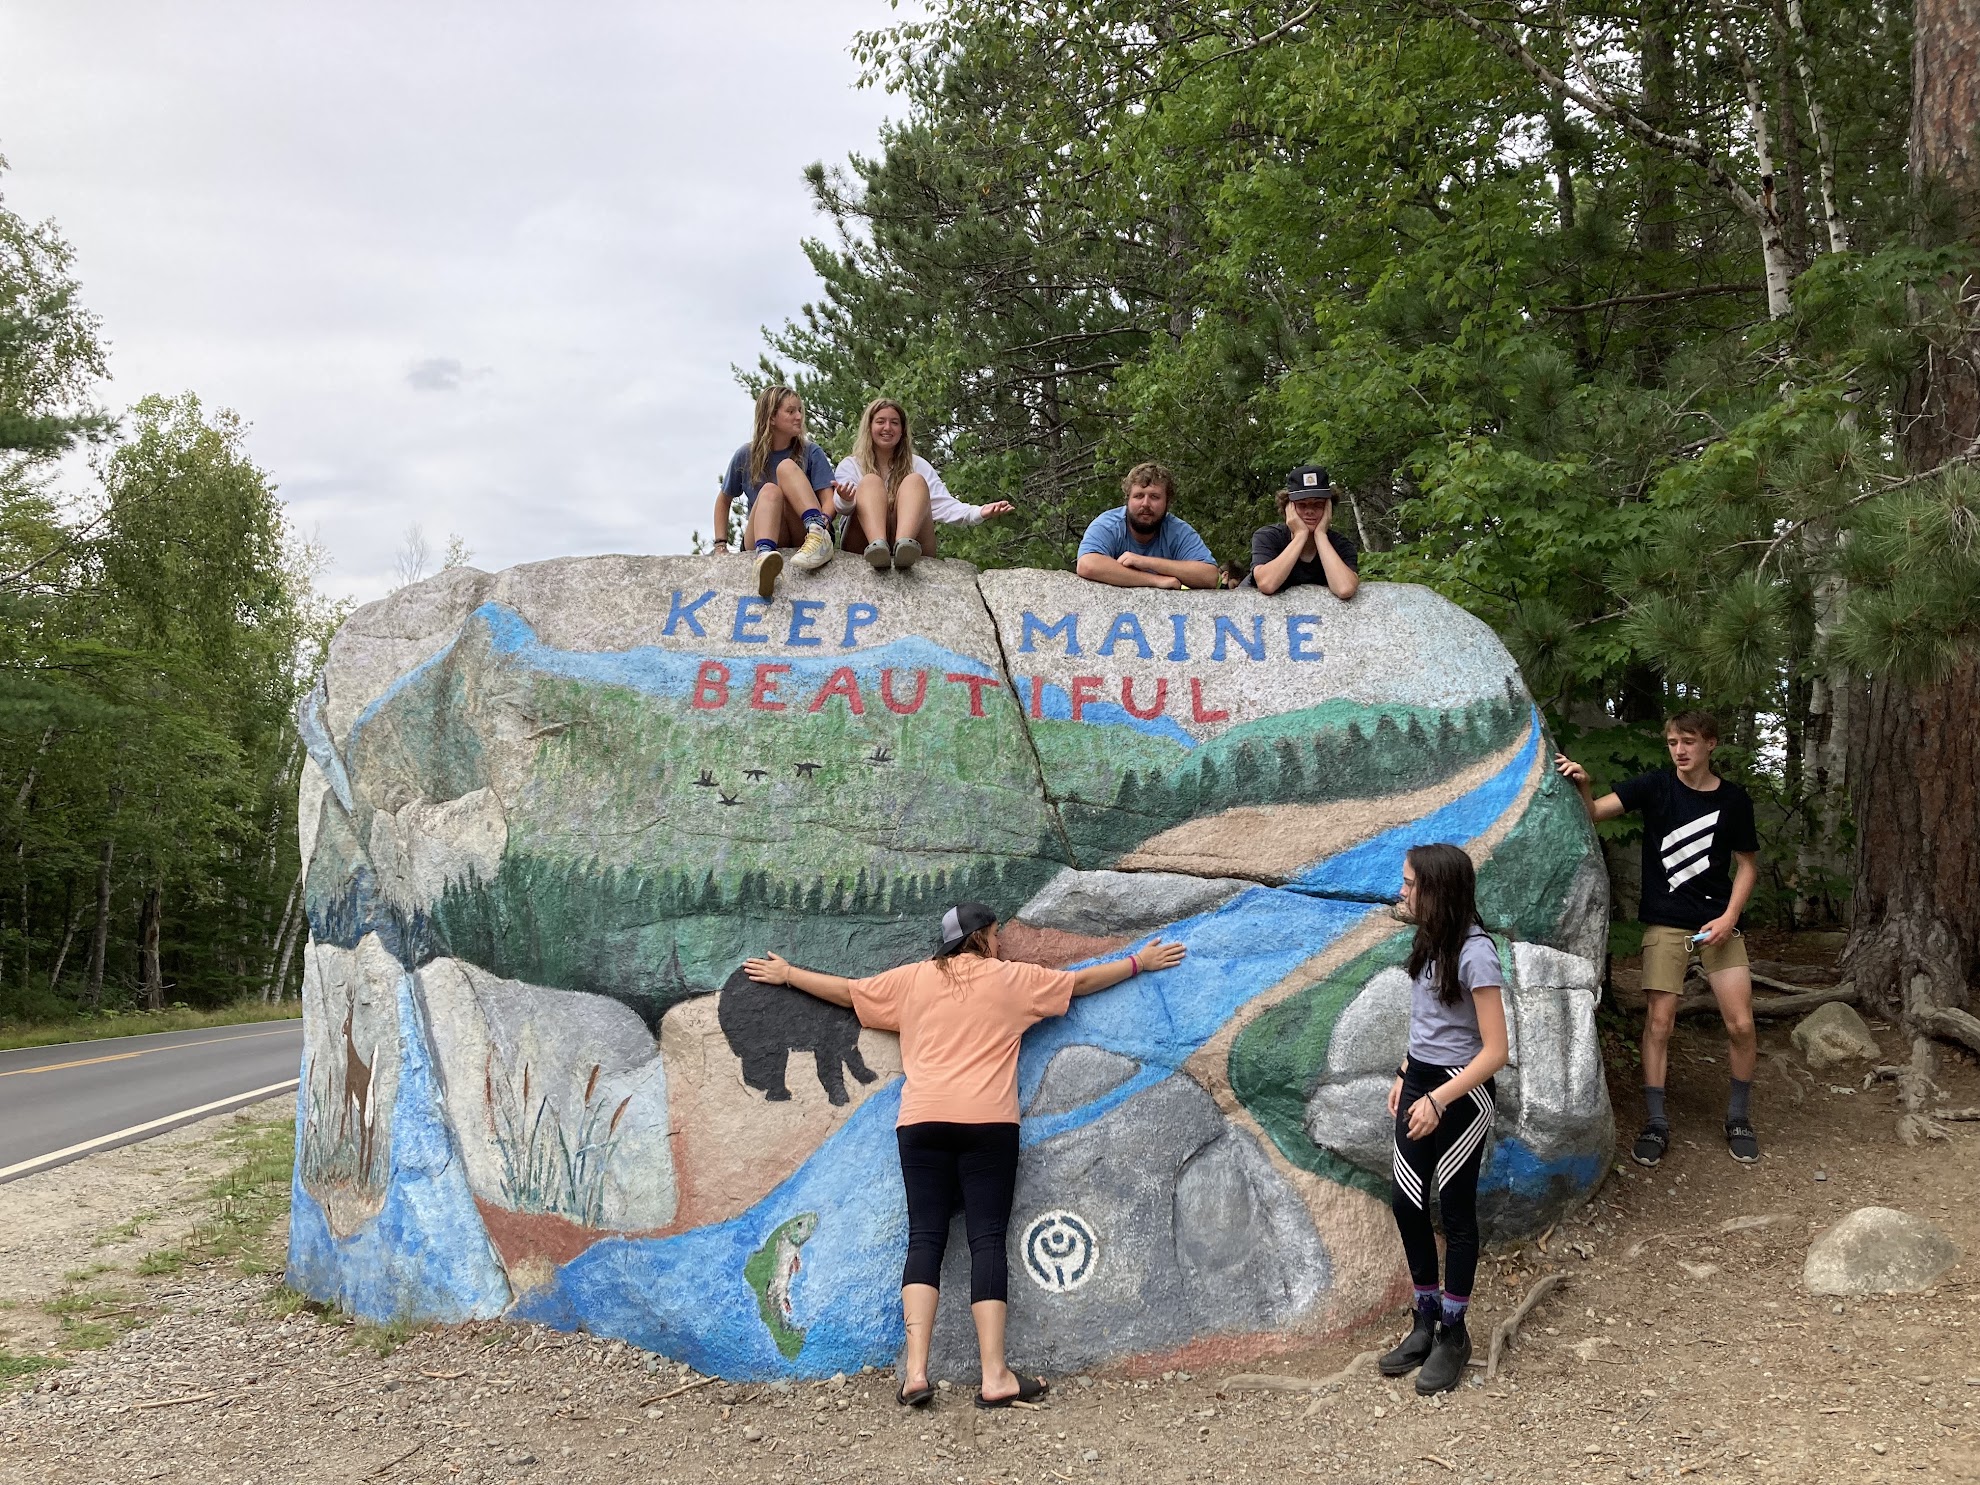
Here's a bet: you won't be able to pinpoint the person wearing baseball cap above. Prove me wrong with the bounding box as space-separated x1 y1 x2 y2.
745 903 1186 1409
1244 464 1360 600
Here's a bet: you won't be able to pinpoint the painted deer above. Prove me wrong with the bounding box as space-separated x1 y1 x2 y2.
337 993 376 1180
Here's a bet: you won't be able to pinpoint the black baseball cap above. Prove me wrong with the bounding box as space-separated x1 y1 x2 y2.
936 901 998 956
1285 465 1332 498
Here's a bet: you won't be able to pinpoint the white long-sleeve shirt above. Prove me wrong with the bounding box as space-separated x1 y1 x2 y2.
833 455 986 525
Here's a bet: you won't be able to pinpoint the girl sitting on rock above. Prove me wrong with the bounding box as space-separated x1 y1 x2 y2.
1381 842 1509 1394
745 902 1184 1408
713 385 838 599
833 398 1014 571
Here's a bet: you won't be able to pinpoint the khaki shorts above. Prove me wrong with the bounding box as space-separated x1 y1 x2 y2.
1640 923 1748 994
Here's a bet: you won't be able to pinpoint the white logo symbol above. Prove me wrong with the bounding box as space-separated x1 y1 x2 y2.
1022 1210 1097 1293
1303 472 1318 486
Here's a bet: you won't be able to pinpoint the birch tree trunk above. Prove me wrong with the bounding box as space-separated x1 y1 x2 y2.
82 835 114 1011
261 866 303 1003
47 886 80 992
1786 0 1853 253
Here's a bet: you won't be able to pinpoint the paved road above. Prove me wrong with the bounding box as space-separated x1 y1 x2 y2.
0 1020 303 1183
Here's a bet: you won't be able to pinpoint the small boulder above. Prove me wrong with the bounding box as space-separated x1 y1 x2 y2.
1803 1207 1961 1295
1790 1002 1881 1070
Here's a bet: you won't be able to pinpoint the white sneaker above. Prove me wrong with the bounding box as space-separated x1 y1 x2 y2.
791 524 835 571
893 537 921 572
753 549 783 599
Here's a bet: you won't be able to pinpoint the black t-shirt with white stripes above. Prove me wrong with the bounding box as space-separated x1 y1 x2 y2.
1613 770 1759 930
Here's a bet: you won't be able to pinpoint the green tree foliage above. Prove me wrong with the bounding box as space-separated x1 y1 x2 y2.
0 175 332 1021
769 0 1968 930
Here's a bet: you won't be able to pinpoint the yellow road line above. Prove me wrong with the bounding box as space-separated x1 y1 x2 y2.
0 1050 145 1078
0 1025 301 1078
0 1078 300 1182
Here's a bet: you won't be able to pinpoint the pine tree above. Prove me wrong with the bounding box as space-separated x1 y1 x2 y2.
1274 736 1306 798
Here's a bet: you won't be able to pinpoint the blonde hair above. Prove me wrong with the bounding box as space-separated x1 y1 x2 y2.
749 385 806 486
847 398 918 499
1121 460 1176 500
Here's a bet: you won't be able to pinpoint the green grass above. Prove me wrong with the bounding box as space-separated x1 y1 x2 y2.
0 999 300 1052
136 1116 297 1278
0 1351 63 1382
91 1210 160 1248
39 1286 151 1353
2 1113 306 1397
345 1319 419 1358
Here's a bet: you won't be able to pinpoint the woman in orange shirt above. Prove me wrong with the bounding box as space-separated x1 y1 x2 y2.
745 901 1186 1409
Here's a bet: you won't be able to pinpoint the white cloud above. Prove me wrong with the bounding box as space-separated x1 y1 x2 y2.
0 0 908 602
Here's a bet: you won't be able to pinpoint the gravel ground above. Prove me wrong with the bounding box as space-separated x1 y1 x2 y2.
3 976 1978 1485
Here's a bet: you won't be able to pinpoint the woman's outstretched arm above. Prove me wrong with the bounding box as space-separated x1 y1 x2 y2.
1069 938 1186 997
745 951 854 1007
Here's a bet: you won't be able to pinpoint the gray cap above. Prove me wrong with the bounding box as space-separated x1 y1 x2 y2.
936 901 998 956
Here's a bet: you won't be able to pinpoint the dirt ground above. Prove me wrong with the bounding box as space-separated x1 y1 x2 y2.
3 943 1977 1485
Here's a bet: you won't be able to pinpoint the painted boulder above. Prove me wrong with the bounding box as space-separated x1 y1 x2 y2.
288 555 1612 1379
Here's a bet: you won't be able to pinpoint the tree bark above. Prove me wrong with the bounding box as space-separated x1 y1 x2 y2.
1846 665 1980 1015
1786 0 1852 252
82 836 114 1011
1843 0 1980 1018
140 884 164 1010
262 866 304 1003
47 885 80 992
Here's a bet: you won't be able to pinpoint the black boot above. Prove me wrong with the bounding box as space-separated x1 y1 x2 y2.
1415 1320 1472 1395
1378 1305 1439 1376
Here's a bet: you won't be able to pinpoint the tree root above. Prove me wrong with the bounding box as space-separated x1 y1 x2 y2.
1932 1106 1980 1121
1487 1272 1567 1380
1895 1036 1951 1145
1763 1049 1811 1106
1673 980 1856 1019
1914 1005 1980 1058
1221 1351 1380 1398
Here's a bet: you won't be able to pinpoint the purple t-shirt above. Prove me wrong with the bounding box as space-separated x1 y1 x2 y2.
1408 927 1504 1067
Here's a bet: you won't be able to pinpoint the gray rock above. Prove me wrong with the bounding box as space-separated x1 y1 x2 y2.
417 958 674 1232
1804 1207 1960 1295
1324 968 1410 1078
1025 1046 1141 1118
931 1074 1327 1376
1173 1130 1328 1331
976 572 1527 727
1790 1002 1881 1070
296 552 1614 1378
1306 1075 1395 1174
1018 869 1250 934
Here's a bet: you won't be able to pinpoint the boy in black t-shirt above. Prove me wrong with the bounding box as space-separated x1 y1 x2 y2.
1555 711 1762 1166
1242 465 1360 600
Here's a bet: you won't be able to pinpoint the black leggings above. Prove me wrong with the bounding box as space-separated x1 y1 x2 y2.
897 1121 1020 1304
1391 1056 1497 1302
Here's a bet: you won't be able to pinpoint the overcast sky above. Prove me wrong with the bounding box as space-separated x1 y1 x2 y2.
0 2 909 603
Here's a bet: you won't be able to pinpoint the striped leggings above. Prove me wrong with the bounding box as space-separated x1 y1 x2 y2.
1391 1056 1497 1301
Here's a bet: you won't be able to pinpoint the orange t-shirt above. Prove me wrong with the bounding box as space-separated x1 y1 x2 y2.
849 956 1077 1126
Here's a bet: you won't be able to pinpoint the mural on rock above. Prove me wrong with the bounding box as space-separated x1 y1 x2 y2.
288 555 1612 1376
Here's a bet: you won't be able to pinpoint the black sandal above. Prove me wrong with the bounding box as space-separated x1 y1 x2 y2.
975 1374 1049 1409
896 1382 935 1408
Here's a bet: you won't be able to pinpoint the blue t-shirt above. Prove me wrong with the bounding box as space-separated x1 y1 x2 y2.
1407 927 1504 1067
1077 506 1215 566
722 442 837 503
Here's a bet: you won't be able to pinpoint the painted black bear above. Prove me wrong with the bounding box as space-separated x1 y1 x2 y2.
715 966 880 1106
